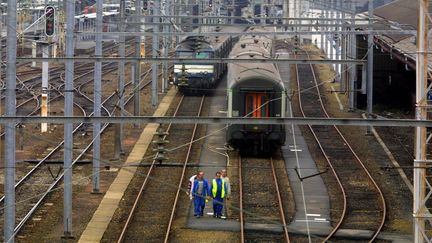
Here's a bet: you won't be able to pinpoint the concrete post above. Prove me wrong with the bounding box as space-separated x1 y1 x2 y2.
115 0 126 159
366 0 374 133
152 0 160 107
4 0 17 242
92 0 103 193
62 0 75 238
134 0 142 116
349 5 357 111
341 11 347 92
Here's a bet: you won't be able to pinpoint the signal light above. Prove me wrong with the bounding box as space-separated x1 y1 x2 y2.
45 6 55 37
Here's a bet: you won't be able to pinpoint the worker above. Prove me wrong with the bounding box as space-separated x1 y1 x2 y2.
191 171 209 218
221 169 231 218
210 171 227 218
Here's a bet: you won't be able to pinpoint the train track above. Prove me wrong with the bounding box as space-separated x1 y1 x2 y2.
294 49 386 242
238 156 290 243
116 95 205 242
2 53 171 239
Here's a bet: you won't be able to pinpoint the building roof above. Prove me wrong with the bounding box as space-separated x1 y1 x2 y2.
373 0 425 29
371 0 432 72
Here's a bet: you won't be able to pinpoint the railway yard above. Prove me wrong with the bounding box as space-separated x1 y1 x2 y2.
0 0 430 242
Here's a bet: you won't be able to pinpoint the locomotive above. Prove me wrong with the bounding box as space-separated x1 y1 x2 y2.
226 27 287 154
173 32 236 94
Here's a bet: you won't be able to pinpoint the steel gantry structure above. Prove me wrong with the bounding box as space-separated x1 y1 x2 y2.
1 0 429 242
414 0 432 242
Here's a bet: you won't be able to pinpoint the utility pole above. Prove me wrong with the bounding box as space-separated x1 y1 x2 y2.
414 0 430 242
283 0 288 31
92 0 103 193
320 7 324 51
4 0 17 242
152 0 160 107
162 0 168 93
329 3 333 70
115 0 126 159
336 4 341 81
325 6 328 58
340 7 346 92
62 0 75 238
348 0 357 111
134 0 142 116
366 0 373 133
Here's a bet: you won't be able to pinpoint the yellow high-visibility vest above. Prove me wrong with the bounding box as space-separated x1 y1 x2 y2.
212 179 225 198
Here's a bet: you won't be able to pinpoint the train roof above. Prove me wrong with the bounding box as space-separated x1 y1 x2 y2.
176 26 243 52
227 27 284 91
175 36 213 52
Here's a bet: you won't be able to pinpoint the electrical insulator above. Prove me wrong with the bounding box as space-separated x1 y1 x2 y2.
45 6 55 37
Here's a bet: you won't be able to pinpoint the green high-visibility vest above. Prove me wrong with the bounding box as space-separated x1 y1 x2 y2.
212 179 225 198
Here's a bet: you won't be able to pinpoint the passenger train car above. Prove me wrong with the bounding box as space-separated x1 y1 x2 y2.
227 27 286 154
173 33 236 94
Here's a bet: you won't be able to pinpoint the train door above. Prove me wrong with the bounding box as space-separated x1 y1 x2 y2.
245 93 269 117
244 93 270 130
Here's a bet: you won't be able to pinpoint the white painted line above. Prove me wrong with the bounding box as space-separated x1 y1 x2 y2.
290 149 303 152
218 110 227 114
306 213 321 217
295 219 328 223
331 86 344 111
314 218 328 221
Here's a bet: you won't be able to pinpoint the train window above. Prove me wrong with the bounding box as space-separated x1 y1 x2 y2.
177 52 193 58
260 95 269 117
195 52 210 58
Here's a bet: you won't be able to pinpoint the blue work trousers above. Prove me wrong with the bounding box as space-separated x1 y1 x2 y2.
213 197 224 216
193 196 205 216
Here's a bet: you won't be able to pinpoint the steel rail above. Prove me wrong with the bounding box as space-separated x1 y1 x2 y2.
7 45 157 235
306 50 386 242
116 94 185 243
164 95 205 243
296 50 386 242
270 157 290 243
239 157 290 242
11 65 158 237
312 52 387 242
294 52 347 242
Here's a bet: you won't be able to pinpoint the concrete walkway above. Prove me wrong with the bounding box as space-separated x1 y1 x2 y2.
277 52 333 237
78 88 177 243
